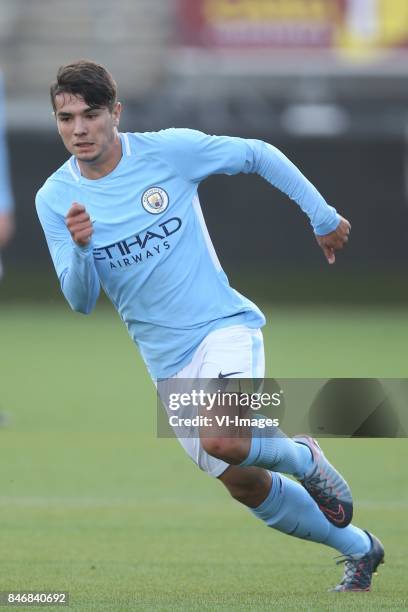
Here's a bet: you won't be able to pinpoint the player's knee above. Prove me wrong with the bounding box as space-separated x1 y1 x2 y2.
201 436 246 463
226 474 270 507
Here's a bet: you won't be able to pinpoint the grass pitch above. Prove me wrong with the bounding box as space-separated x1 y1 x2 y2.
0 303 407 611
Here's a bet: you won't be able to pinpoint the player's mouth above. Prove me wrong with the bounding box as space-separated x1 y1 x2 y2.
74 142 95 150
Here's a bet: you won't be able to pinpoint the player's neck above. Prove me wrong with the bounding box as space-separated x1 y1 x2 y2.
76 133 123 180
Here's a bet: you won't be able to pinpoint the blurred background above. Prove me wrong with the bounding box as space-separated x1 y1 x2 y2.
1 0 408 303
0 3 407 608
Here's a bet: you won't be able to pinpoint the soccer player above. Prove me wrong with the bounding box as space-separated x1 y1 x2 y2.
0 70 15 279
36 60 384 592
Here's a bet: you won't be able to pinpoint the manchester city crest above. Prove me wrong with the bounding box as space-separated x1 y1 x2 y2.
141 187 169 214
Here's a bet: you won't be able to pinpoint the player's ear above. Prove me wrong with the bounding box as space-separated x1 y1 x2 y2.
112 101 122 127
53 113 63 136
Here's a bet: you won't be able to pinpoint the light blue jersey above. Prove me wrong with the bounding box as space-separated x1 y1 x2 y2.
0 72 13 213
36 129 339 378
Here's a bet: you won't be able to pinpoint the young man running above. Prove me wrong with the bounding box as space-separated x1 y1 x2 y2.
36 60 384 592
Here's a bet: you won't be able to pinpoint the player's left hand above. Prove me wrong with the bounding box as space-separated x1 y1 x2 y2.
315 216 351 265
0 212 15 249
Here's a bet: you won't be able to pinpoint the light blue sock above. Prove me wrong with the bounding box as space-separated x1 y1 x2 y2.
240 425 314 478
251 473 371 556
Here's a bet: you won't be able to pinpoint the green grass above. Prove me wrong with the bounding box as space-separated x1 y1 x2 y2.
0 303 407 610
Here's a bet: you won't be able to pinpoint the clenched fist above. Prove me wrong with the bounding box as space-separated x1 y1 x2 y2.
315 216 351 264
65 203 93 247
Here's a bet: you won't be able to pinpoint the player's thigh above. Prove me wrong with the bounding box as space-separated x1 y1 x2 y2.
159 326 265 478
199 325 265 379
158 375 230 477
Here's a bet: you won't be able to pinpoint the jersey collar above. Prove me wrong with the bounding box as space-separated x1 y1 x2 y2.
68 132 131 183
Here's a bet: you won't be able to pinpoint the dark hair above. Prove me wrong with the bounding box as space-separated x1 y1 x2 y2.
50 60 117 112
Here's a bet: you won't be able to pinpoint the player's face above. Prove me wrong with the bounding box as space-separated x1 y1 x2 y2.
54 93 121 164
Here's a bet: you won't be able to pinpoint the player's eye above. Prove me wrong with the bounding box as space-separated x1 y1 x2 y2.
86 113 99 119
59 116 70 122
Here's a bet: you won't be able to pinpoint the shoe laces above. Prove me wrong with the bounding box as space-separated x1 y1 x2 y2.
334 553 369 587
305 470 336 503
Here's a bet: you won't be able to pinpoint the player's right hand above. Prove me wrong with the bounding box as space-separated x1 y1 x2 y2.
65 203 93 247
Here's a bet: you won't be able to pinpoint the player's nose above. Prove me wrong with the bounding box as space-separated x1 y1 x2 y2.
73 117 88 136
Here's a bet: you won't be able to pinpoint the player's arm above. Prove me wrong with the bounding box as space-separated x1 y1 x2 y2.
0 211 14 248
36 196 100 314
243 140 350 264
0 74 14 249
159 129 350 264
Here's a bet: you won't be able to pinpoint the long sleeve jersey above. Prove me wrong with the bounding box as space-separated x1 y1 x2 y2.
36 129 339 379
